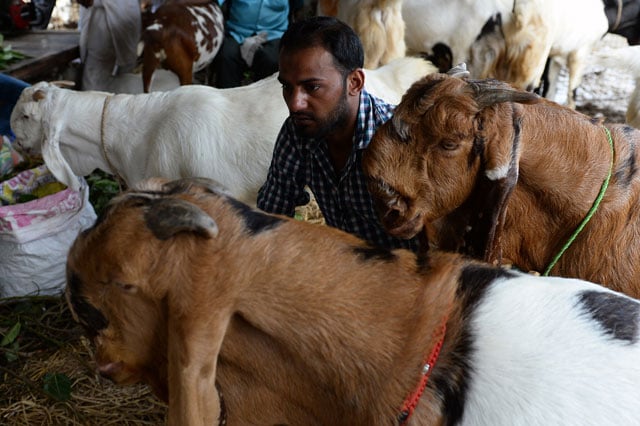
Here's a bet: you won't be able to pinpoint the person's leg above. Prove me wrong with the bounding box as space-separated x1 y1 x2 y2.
29 0 56 29
80 6 117 91
214 35 246 88
251 38 281 80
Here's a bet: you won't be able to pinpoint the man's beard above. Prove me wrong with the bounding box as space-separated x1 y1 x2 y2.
293 88 350 139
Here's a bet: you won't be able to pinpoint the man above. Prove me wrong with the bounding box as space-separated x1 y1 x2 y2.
257 16 419 252
77 0 140 91
214 0 303 88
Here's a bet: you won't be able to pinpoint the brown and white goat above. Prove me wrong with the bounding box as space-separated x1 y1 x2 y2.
363 69 640 298
66 177 640 425
139 1 224 93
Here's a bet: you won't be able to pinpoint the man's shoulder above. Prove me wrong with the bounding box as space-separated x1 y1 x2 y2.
362 89 395 122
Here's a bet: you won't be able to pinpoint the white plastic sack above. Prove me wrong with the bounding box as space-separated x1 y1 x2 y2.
0 165 97 297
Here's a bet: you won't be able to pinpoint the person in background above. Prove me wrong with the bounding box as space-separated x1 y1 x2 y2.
76 0 140 91
213 0 303 88
0 73 28 174
0 73 29 136
25 0 56 29
257 16 420 252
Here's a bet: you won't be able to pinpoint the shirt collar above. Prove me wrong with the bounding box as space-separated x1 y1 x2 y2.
354 90 373 151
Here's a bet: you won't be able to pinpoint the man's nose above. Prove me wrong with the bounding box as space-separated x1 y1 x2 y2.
288 87 308 112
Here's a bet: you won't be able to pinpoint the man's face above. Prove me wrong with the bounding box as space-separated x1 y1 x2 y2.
278 46 351 139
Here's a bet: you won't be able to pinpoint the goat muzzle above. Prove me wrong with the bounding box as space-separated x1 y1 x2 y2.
97 361 124 380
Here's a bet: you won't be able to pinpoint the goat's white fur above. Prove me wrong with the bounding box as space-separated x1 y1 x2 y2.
403 0 513 65
469 0 608 107
484 162 509 180
10 57 435 204
464 274 640 425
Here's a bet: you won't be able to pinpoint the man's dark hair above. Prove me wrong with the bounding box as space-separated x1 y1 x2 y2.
280 16 364 77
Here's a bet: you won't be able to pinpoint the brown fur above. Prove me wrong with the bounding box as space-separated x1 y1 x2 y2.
363 72 640 297
66 178 479 425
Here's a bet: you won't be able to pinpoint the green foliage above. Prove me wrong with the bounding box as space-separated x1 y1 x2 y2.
42 372 72 401
85 170 120 216
0 34 29 70
1 321 21 363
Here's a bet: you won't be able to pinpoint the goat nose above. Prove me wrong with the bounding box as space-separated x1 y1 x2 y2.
97 361 122 378
383 196 408 227
388 196 408 216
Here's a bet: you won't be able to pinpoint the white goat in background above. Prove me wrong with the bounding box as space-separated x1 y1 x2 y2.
469 0 608 108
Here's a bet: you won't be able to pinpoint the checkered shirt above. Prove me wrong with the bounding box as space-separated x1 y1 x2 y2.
257 90 420 252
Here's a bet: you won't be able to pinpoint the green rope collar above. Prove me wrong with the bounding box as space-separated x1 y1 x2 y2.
542 126 614 276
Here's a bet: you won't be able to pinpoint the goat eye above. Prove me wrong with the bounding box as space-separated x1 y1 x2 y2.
440 140 459 151
116 282 137 293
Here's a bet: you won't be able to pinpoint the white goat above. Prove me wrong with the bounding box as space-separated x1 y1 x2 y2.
318 0 511 71
469 0 608 108
591 45 640 128
10 57 436 205
10 77 282 206
364 55 437 104
403 0 513 65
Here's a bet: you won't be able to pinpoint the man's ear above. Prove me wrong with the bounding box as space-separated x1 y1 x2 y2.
347 68 365 95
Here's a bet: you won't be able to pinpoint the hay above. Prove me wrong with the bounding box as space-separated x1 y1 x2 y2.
0 297 166 425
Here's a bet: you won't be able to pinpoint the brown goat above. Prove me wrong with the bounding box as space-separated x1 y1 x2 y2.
65 177 640 425
363 71 640 297
139 1 224 93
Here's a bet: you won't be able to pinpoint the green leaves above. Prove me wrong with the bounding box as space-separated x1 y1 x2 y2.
1 321 21 362
43 372 72 401
0 34 30 70
86 170 120 215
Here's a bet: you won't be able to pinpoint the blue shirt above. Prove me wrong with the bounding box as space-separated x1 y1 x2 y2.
219 0 291 44
257 90 420 252
0 73 29 137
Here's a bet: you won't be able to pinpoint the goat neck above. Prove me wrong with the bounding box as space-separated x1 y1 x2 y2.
502 102 624 274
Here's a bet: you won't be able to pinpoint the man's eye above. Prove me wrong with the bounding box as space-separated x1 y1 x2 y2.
306 84 320 92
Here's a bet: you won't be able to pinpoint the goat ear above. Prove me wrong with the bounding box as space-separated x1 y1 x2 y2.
462 108 523 264
144 198 219 240
42 124 82 191
32 89 47 102
50 80 76 89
